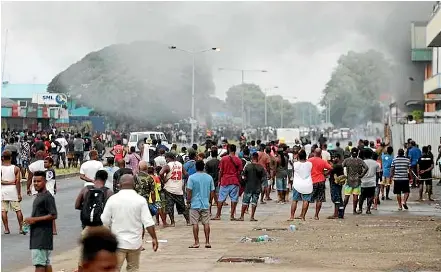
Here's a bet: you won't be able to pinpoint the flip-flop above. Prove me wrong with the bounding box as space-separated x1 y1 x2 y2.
205 244 212 248
250 218 258 222
189 245 200 248
211 217 221 221
230 218 237 221
287 219 294 222
4 231 10 234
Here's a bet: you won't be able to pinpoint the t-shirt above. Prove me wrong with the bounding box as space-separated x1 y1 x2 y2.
292 161 313 194
308 157 332 184
30 191 57 250
113 168 133 193
184 160 197 177
219 155 243 186
187 172 215 209
408 147 421 166
381 153 393 178
104 166 119 189
361 159 379 188
112 145 124 162
242 163 265 193
45 169 56 196
329 163 344 185
391 156 410 181
83 137 92 151
342 157 368 188
153 156 167 168
418 154 434 179
321 150 331 162
29 160 46 195
73 138 84 152
80 160 104 186
205 158 220 187
55 137 68 153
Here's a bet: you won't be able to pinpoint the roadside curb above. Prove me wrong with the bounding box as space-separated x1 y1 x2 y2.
20 173 79 184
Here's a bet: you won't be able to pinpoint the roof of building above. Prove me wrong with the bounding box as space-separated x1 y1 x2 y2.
1 83 48 99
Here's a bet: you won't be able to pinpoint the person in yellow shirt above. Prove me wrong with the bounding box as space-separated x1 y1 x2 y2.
149 166 167 227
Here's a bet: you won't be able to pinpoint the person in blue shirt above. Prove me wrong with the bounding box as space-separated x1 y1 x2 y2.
184 152 197 176
407 141 421 187
249 140 258 155
381 146 394 200
186 160 215 249
156 139 169 152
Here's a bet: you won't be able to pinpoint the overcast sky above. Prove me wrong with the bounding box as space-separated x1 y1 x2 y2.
1 1 433 104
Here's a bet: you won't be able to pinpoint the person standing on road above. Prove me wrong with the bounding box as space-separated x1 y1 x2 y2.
258 146 272 204
342 147 368 215
407 141 421 188
83 133 93 162
55 134 68 168
205 148 220 215
289 150 313 221
380 146 394 200
44 156 58 235
187 160 215 249
27 151 47 196
417 146 434 201
391 148 411 210
308 148 332 220
159 153 190 226
327 153 344 219
1 150 24 234
75 170 113 232
212 144 243 221
24 170 57 272
125 147 141 175
101 174 158 272
80 150 104 187
239 152 265 222
20 136 31 179
110 140 125 163
74 134 85 166
358 149 379 215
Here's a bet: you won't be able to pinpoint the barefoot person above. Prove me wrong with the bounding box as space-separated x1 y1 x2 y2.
391 148 411 210
308 148 332 220
1 150 24 234
288 150 313 221
212 144 243 221
239 152 265 221
186 160 215 249
342 147 368 215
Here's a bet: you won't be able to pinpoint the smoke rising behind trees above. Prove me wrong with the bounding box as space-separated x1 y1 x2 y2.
1 1 434 123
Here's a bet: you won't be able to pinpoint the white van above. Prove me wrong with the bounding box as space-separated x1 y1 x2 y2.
128 131 171 152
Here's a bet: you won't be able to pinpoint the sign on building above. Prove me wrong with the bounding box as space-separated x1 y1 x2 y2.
32 93 67 105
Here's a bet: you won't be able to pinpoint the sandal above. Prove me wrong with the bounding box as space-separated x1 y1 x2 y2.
205 244 212 248
188 244 200 248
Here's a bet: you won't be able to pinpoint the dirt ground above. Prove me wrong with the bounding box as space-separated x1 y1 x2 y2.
14 187 441 272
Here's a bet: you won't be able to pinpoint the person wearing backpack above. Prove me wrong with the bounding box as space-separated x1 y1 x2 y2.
75 170 113 234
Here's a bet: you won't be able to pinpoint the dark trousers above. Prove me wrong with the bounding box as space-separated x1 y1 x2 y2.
359 186 375 210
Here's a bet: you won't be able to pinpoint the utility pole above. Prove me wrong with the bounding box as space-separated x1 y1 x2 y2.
2 29 8 83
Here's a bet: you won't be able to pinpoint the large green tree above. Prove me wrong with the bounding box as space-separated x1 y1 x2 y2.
320 50 391 127
47 40 215 126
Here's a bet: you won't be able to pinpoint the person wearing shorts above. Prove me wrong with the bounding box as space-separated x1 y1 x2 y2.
212 144 242 221
380 146 394 200
342 147 368 215
391 148 411 210
187 160 214 248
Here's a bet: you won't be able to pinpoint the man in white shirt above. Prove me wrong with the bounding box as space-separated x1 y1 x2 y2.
55 134 68 168
154 149 167 168
321 144 331 163
80 151 104 187
101 174 158 272
27 151 46 196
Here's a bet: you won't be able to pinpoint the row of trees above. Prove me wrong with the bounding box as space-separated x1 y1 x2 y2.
225 83 320 127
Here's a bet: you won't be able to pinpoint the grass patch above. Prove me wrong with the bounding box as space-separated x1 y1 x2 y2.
55 167 79 176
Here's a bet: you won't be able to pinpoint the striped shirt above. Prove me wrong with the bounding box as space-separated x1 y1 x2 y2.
391 156 410 181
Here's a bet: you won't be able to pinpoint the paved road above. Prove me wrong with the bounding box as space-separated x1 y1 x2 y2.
1 176 114 271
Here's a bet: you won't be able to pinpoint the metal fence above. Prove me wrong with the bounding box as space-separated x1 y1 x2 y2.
390 123 441 177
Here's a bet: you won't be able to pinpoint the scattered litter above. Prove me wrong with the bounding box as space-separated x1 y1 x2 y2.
218 256 280 263
435 225 441 232
289 225 297 232
240 235 275 243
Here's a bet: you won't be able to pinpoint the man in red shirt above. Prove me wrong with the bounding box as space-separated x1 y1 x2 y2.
212 144 243 221
308 148 332 220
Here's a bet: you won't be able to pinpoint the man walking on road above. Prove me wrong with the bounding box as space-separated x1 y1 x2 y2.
187 160 215 249
101 174 158 272
80 150 104 187
391 148 411 210
27 151 46 196
2 150 24 234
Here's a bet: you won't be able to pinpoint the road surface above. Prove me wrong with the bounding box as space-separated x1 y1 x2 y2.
1 176 114 271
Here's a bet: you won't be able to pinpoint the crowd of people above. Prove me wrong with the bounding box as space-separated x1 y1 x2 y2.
2 126 441 272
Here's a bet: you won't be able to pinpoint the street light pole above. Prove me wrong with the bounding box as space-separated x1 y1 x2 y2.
280 99 283 128
264 86 278 127
219 68 267 131
169 46 220 145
